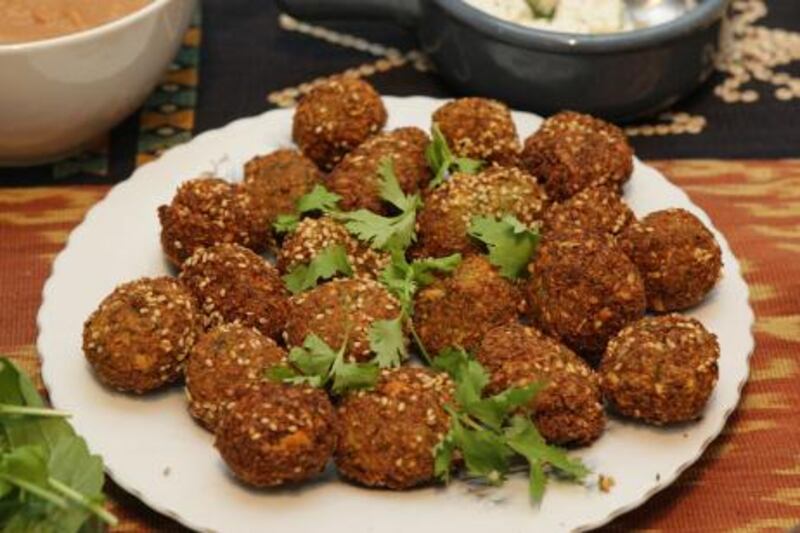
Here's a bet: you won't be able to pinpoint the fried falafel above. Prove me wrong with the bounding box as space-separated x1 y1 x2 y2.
335 367 454 489
477 324 605 446
414 255 525 355
82 277 201 394
600 314 720 425
414 165 548 258
185 323 287 431
215 382 337 487
521 111 633 202
432 97 521 166
158 177 267 267
526 229 646 359
618 208 722 312
292 76 387 171
542 186 634 237
327 127 431 214
284 278 403 363
179 243 290 340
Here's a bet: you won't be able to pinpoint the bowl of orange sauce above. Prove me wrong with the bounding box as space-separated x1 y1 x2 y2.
0 0 196 165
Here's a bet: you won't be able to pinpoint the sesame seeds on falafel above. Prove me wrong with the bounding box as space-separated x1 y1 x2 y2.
600 314 720 425
521 111 634 202
292 76 387 171
179 243 290 340
284 277 403 363
277 216 389 280
82 277 201 394
432 97 521 166
158 177 267 267
414 165 548 258
335 367 454 489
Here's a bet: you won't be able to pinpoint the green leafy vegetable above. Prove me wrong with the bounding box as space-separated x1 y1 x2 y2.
468 214 540 279
267 334 380 394
0 357 118 531
282 244 353 294
367 317 408 368
338 158 423 253
431 349 589 502
273 184 342 233
426 124 484 189
379 251 462 315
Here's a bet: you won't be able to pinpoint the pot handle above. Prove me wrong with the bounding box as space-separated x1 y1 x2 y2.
276 0 421 26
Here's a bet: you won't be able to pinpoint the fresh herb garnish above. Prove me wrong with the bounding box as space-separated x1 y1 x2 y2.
338 158 422 253
525 0 557 18
273 184 342 233
282 244 353 294
267 334 380 394
431 348 590 501
377 251 462 363
0 357 118 531
426 124 484 189
468 214 540 279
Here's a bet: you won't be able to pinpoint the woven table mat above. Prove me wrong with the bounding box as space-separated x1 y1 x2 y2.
0 160 798 532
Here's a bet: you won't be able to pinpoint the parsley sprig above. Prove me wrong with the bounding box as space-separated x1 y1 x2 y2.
431 348 590 501
267 334 380 394
273 184 342 234
0 358 118 531
282 244 353 295
337 159 422 253
426 124 484 189
468 214 541 279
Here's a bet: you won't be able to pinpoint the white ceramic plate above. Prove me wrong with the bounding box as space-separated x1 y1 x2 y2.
37 96 754 533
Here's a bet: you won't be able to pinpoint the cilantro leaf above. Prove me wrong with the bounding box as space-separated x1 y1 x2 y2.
433 431 457 482
331 362 380 394
505 415 591 501
339 159 422 253
270 334 379 394
282 244 353 294
0 358 117 529
426 124 484 189
468 382 543 432
368 317 408 368
272 184 342 234
379 251 462 315
446 408 513 484
468 215 540 279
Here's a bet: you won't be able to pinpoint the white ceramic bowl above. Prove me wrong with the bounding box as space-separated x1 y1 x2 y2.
0 0 196 166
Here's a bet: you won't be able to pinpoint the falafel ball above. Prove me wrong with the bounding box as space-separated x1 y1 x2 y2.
414 165 548 258
477 324 605 446
277 216 389 280
83 277 201 394
542 186 634 237
618 208 723 312
179 243 290 340
284 278 403 363
158 177 267 267
327 127 431 213
242 149 323 229
185 323 287 431
215 382 337 487
414 255 525 355
432 97 521 166
335 367 454 489
292 76 387 171
521 111 633 202
600 314 719 425
526 229 646 359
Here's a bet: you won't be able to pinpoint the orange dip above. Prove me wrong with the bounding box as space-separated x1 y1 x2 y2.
0 0 152 44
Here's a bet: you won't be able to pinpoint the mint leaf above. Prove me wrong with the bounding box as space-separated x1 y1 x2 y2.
468 214 540 279
368 317 407 368
282 244 353 294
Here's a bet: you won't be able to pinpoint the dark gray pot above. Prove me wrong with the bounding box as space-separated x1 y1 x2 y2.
277 0 729 121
